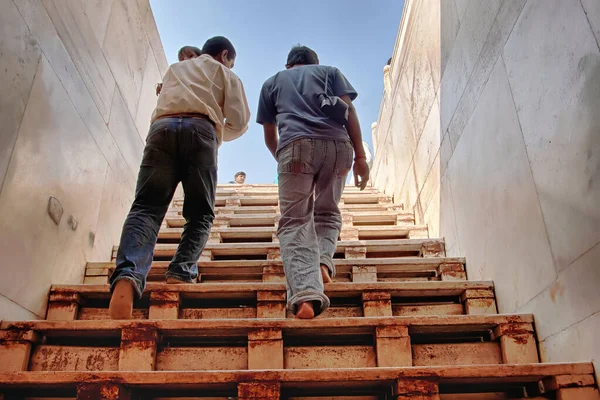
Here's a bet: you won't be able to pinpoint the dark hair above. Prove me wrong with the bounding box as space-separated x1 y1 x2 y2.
286 45 319 67
177 46 202 60
235 171 246 177
387 57 392 66
201 36 236 59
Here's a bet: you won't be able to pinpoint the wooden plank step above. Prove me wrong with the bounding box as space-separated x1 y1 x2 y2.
1 363 595 398
214 184 381 194
173 193 393 208
166 211 414 229
0 364 597 400
46 281 497 321
157 224 428 243
84 257 467 285
168 203 407 215
0 315 540 372
211 189 382 198
0 363 597 399
130 239 446 262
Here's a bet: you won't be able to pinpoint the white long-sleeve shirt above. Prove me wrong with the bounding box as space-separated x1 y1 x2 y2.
151 54 250 144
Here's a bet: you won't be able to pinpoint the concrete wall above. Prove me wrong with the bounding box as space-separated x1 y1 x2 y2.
372 0 600 372
0 0 168 319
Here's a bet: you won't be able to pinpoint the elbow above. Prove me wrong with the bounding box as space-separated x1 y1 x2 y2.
223 123 248 142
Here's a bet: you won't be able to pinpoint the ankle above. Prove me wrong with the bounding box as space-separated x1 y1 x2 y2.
320 265 333 283
296 301 316 319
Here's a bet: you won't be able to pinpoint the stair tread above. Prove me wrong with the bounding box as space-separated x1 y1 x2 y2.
158 225 427 242
153 238 443 250
159 225 426 233
198 203 403 212
2 314 533 332
85 257 466 284
52 280 493 295
168 211 408 218
0 362 593 385
88 256 465 268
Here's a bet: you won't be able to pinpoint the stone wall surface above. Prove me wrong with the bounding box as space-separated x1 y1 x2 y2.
0 0 168 319
372 0 600 374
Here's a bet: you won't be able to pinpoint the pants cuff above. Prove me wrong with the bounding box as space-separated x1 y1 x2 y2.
165 271 196 283
288 290 331 317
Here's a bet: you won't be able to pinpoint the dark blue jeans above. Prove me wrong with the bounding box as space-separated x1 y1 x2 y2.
109 117 218 299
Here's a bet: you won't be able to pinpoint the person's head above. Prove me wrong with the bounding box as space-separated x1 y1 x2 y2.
201 36 236 69
285 45 319 69
234 171 246 184
177 46 202 62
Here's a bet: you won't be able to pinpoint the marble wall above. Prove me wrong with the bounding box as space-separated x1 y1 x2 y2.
372 0 600 374
0 0 168 319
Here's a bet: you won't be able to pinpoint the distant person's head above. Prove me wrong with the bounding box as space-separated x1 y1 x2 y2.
286 45 319 69
178 46 202 62
201 36 236 69
234 171 246 184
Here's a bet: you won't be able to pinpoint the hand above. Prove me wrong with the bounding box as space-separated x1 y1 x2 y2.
155 83 162 96
353 158 370 190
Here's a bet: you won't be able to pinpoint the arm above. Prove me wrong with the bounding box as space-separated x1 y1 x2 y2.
222 74 251 141
256 79 278 159
263 123 278 160
340 94 370 190
340 94 366 159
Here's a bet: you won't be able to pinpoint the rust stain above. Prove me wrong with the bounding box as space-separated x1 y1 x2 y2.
150 290 180 302
122 341 155 351
238 381 280 397
511 334 530 345
121 327 158 343
39 347 69 372
396 378 440 396
85 351 107 371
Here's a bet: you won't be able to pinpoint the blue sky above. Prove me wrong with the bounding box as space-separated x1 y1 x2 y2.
150 0 404 184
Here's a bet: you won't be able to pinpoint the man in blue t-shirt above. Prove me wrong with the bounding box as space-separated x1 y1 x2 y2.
257 45 370 319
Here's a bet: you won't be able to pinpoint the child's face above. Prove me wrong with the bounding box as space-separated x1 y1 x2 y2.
179 51 199 62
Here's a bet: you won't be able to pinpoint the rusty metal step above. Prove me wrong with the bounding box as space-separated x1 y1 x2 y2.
175 192 393 209
0 363 597 399
47 281 496 321
157 224 428 244
213 184 381 196
165 211 415 229
84 256 466 285
189 202 405 216
111 239 445 263
177 190 391 206
0 315 539 373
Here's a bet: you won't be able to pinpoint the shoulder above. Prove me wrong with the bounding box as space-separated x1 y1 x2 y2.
197 55 243 83
261 74 278 91
328 66 345 76
220 64 244 85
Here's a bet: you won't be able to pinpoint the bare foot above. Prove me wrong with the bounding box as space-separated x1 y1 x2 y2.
295 302 315 319
321 265 333 283
166 276 188 284
109 280 134 319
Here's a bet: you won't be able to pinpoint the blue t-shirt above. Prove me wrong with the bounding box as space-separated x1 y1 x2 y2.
256 65 358 152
